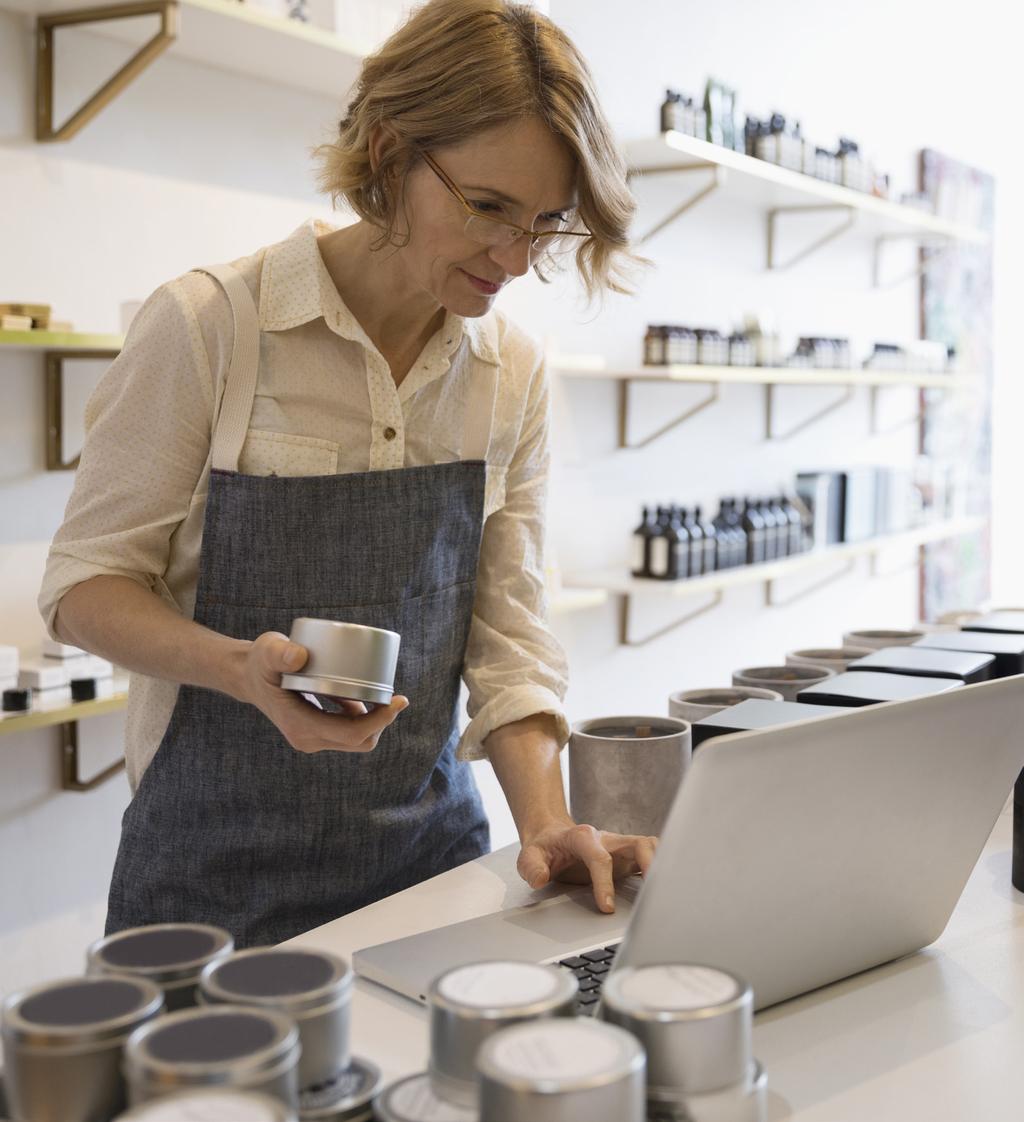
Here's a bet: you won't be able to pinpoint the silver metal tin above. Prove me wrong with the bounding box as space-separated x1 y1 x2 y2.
428 961 577 1106
668 687 782 723
280 618 400 706
732 664 834 702
841 628 925 650
200 948 353 1092
374 1072 479 1122
649 1061 767 1122
298 1054 381 1121
569 716 691 836
599 964 752 1100
2 973 164 1122
477 1018 646 1122
88 923 234 1010
113 1087 297 1120
124 1004 300 1108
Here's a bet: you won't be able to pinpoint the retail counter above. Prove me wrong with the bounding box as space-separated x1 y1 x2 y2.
285 803 1023 1122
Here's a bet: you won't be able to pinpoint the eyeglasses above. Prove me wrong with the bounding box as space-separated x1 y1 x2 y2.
421 150 591 258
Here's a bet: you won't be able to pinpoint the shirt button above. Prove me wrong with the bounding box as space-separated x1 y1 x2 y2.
383 426 397 441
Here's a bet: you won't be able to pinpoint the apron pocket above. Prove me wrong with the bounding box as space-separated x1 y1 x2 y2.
239 429 339 477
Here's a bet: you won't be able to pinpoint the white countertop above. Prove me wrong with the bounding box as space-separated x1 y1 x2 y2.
286 803 1024 1122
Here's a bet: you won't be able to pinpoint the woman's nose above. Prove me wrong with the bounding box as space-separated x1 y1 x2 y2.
488 234 534 278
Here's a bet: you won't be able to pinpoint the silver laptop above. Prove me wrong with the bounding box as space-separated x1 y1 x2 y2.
355 675 1024 1011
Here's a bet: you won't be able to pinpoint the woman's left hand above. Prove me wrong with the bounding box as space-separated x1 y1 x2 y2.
517 822 658 915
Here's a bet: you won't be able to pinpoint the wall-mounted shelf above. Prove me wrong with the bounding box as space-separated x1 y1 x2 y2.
625 132 988 271
0 329 124 351
554 361 978 447
4 0 365 140
0 677 128 736
549 588 609 616
567 517 986 646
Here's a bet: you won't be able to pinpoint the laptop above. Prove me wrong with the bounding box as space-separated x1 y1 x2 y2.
354 675 1024 1012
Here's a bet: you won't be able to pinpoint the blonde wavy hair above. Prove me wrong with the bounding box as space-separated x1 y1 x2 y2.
313 0 643 300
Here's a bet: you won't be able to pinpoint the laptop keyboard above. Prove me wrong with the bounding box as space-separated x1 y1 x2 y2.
556 943 620 1015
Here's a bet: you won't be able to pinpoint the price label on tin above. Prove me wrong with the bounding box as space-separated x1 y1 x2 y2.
437 962 560 1008
131 1092 283 1121
617 964 739 1010
489 1021 630 1081
384 1073 478 1121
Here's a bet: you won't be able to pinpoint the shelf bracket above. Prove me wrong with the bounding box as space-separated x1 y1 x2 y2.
631 165 724 245
619 590 724 647
869 384 927 435
60 721 125 792
46 348 120 470
764 558 857 608
764 382 855 440
619 378 720 449
872 234 957 289
767 204 857 270
37 1 179 142
868 547 921 579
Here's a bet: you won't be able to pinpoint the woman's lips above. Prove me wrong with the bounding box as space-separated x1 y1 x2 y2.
461 269 501 295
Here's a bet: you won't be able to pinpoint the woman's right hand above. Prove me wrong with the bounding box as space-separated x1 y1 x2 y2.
235 631 408 754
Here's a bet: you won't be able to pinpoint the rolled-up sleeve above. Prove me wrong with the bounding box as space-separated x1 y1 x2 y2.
457 357 570 761
38 280 215 638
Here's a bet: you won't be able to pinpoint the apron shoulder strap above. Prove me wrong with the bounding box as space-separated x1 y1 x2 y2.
194 263 260 473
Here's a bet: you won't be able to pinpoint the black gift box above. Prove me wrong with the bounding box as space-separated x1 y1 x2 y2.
913 631 1024 678
692 698 847 748
846 645 994 684
796 670 962 708
963 611 1024 635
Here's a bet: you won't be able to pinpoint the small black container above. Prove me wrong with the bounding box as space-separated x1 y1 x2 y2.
2 688 30 712
796 671 961 708
71 678 98 702
845 646 994 684
691 698 846 748
914 631 1024 678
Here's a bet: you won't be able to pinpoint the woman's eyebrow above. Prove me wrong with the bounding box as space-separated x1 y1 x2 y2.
463 184 577 211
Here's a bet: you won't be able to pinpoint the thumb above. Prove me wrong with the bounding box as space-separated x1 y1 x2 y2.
519 847 550 890
281 643 307 671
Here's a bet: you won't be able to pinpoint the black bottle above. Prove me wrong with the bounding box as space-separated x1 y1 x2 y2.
725 499 748 568
758 497 779 562
742 498 767 565
681 507 702 576
690 506 717 575
631 505 657 578
770 496 790 557
647 506 672 580
666 506 690 581
782 494 804 555
713 500 737 569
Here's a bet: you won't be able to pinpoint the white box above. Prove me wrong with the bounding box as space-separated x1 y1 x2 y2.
64 655 114 681
0 646 18 677
19 661 70 690
42 638 86 659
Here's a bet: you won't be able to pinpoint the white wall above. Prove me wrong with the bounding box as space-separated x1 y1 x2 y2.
1 0 1021 996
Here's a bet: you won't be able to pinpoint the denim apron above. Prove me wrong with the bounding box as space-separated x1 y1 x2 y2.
106 263 492 946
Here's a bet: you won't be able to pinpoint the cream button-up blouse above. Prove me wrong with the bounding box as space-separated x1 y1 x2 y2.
38 218 569 791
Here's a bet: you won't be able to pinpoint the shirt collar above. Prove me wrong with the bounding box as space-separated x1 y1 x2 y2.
259 219 500 366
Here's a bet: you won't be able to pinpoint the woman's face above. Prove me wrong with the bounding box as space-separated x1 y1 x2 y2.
394 116 578 317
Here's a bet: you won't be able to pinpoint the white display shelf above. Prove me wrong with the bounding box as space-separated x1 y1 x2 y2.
627 132 989 245
554 361 977 392
549 588 609 615
0 329 123 352
3 0 364 100
568 517 987 603
0 674 129 736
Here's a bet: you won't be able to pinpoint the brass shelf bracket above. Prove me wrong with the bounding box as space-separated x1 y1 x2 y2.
60 720 125 792
767 204 857 270
764 558 857 608
619 590 725 647
630 164 725 245
618 378 720 449
46 348 120 470
37 1 179 142
764 382 855 441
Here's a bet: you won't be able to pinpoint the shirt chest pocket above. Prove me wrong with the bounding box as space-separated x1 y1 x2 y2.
238 429 340 477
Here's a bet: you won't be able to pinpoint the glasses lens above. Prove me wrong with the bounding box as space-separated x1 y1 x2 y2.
465 215 520 246
533 232 584 259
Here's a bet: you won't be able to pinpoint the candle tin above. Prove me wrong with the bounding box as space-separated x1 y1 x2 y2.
428 962 577 1106
123 1005 300 1107
280 618 400 707
374 1073 479 1122
298 1055 381 1121
2 974 164 1122
569 716 691 836
88 923 234 1011
731 664 834 702
784 647 874 674
477 1018 646 1122
200 947 353 1090
841 629 925 650
113 1087 297 1120
668 687 782 723
599 964 766 1122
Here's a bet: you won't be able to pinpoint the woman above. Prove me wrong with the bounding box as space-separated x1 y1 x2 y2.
39 0 654 947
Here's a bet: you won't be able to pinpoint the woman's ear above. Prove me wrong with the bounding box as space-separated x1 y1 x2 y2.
368 122 400 174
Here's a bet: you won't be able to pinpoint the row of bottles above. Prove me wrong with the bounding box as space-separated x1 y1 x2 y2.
632 496 809 581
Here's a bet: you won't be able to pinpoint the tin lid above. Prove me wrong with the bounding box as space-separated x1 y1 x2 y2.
89 924 234 988
430 961 576 1019
200 948 353 1015
601 964 748 1021
375 1072 478 1122
125 1004 299 1081
477 1019 644 1094
113 1087 295 1120
2 974 164 1048
299 1055 381 1120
